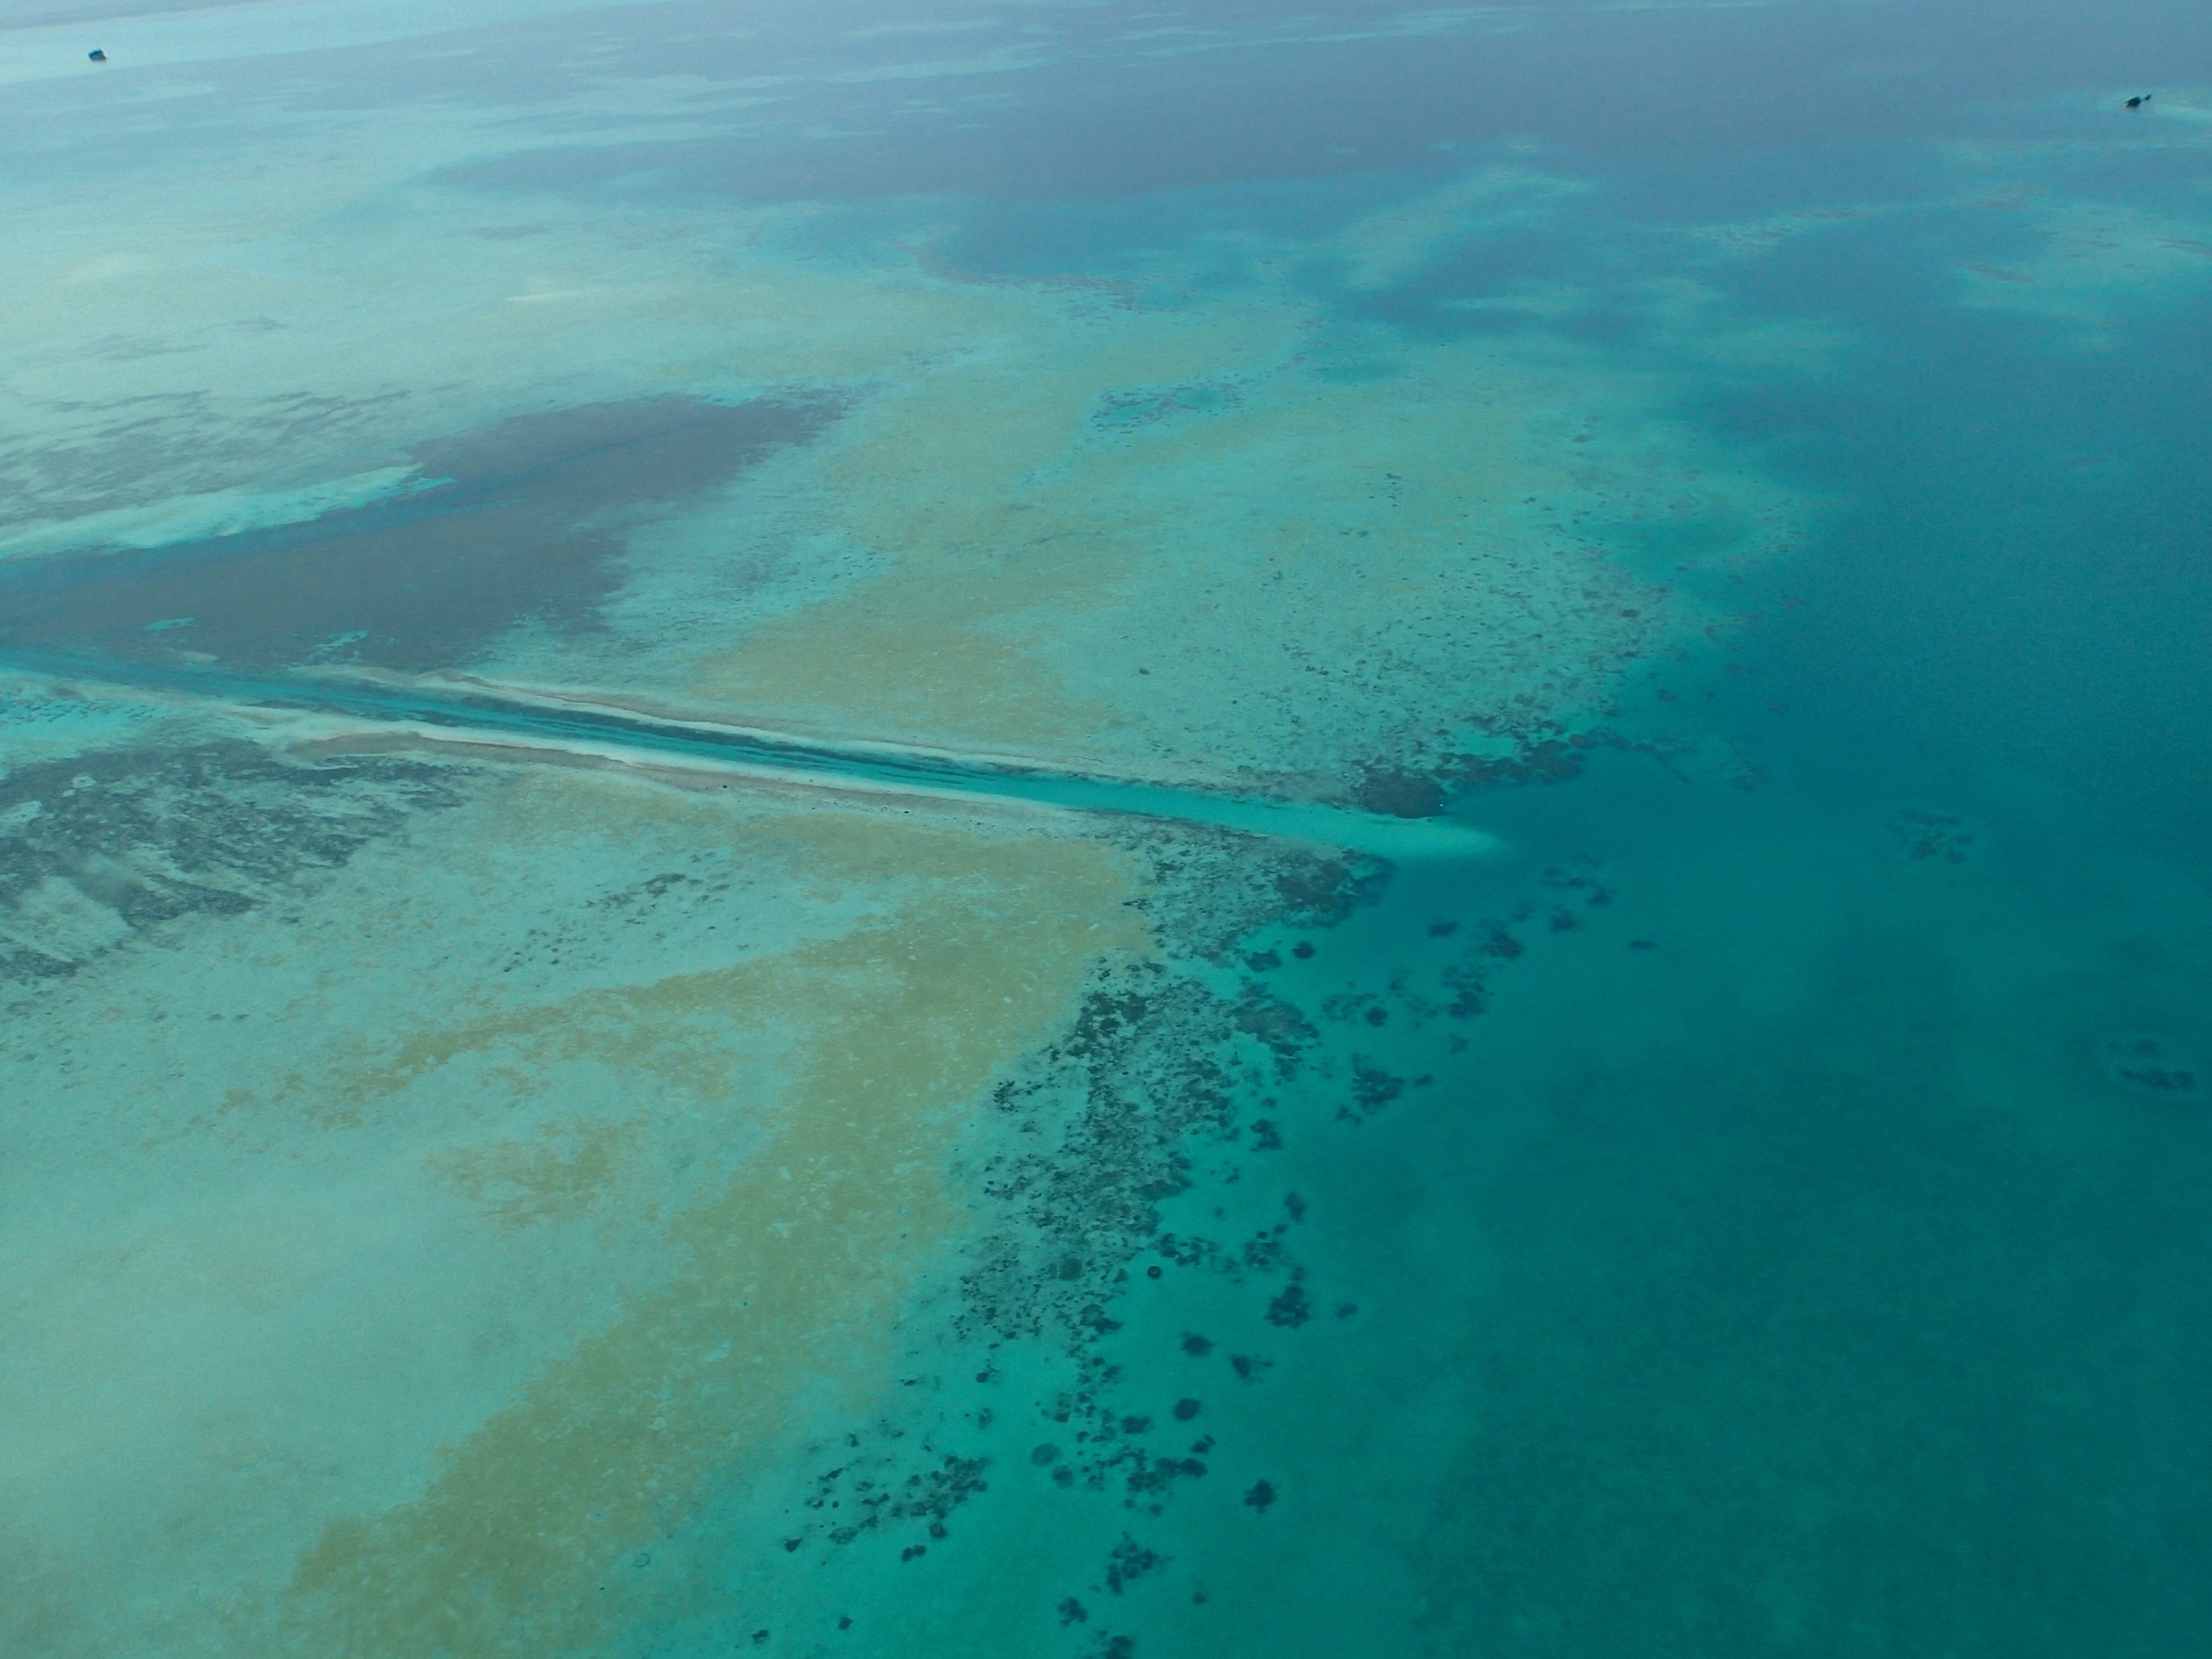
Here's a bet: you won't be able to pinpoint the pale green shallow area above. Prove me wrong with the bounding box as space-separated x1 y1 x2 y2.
0 680 1170 1656
6 2 2212 1657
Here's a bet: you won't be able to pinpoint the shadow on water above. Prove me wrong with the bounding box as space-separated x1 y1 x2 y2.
0 394 837 673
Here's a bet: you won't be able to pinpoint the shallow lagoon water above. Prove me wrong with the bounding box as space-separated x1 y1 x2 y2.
4 2 2211 1656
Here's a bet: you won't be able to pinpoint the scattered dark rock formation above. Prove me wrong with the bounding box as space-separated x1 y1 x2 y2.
0 736 463 985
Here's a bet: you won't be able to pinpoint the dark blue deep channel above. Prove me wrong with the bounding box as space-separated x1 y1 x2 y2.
1234 160 2212 1652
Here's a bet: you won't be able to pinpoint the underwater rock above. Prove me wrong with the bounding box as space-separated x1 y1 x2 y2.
1104 1535 1164 1594
1442 738 1588 791
1266 1284 1313 1327
1349 766 1446 818
1338 1058 1406 1124
1889 809 1976 863
2105 1035 2197 1094
1234 986 1319 1075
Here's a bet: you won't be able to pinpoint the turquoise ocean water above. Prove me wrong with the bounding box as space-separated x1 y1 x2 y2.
5 2 2211 1655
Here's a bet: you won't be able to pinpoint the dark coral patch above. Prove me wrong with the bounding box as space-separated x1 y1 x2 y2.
1349 766 1446 818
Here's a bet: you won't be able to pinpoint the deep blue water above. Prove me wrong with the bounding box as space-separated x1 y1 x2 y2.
1294 141 2212 1651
